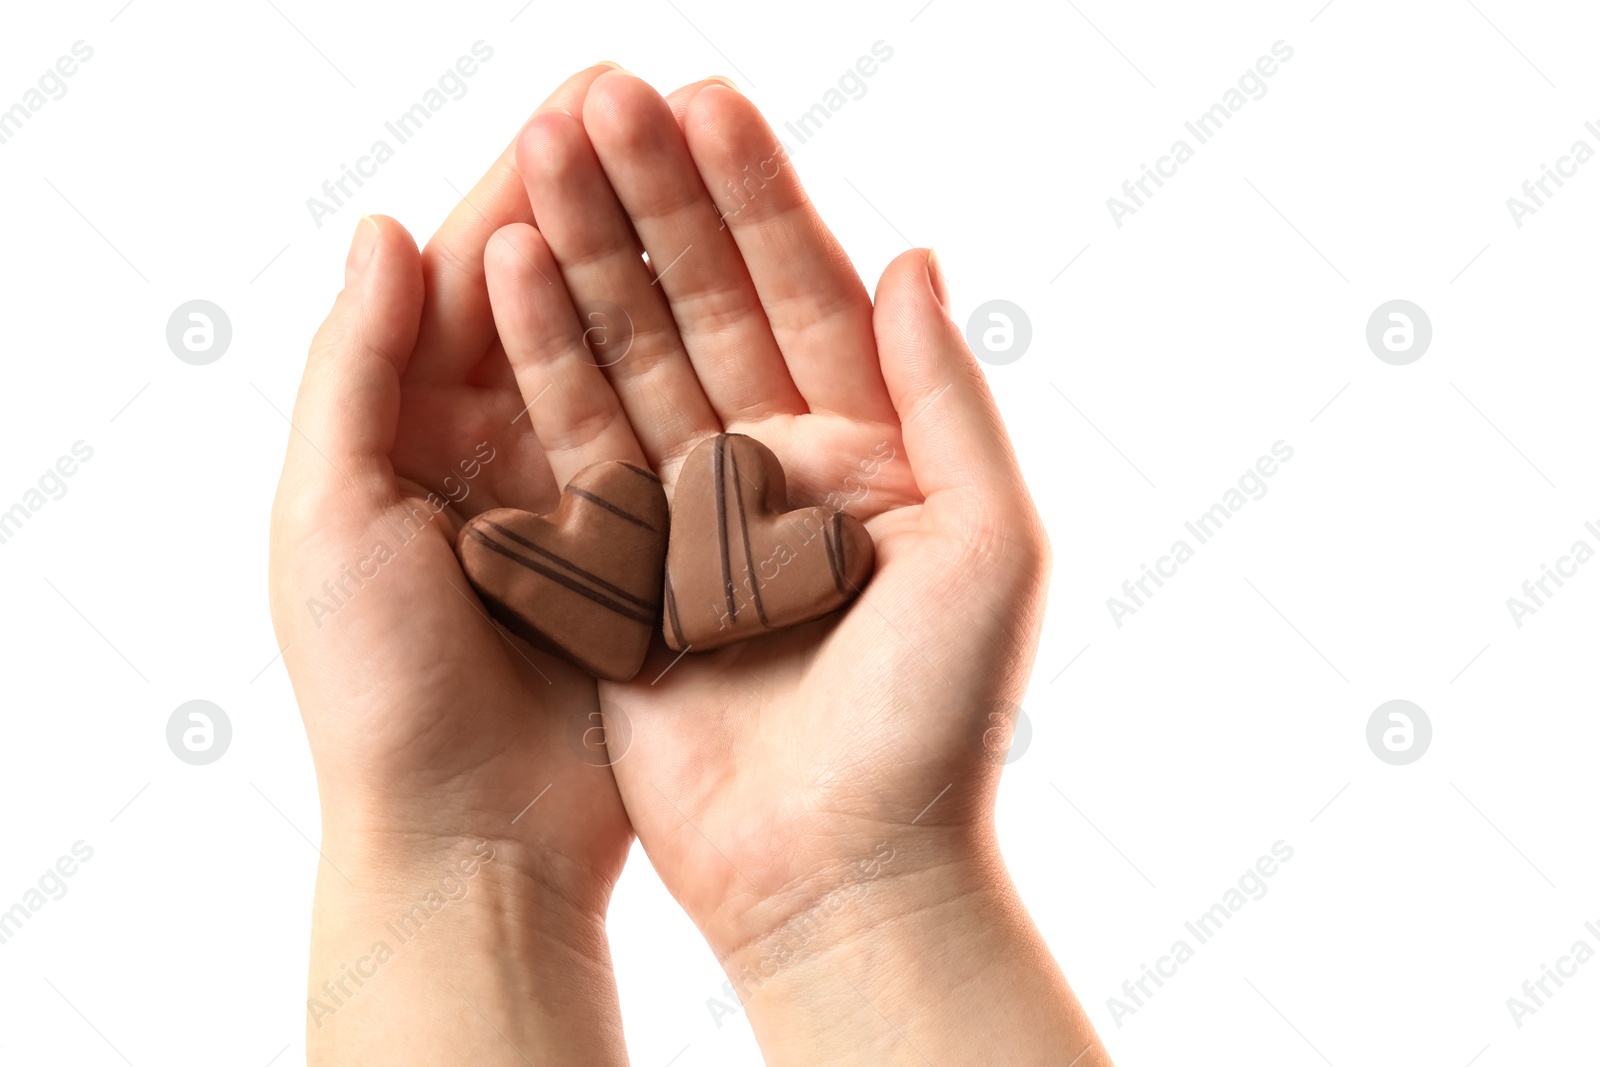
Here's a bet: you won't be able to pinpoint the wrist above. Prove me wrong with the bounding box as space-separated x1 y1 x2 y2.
723 839 1109 1067
714 828 972 980
316 808 622 918
307 832 626 1066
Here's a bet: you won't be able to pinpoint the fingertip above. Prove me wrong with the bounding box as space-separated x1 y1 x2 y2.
926 248 951 313
681 83 797 203
344 215 380 288
874 249 1017 502
684 82 743 136
515 109 591 187
664 77 739 126
534 63 619 119
583 69 671 153
690 80 740 106
484 223 563 308
351 214 421 295
329 215 423 373
873 248 949 342
485 221 540 274
292 215 421 496
360 212 415 246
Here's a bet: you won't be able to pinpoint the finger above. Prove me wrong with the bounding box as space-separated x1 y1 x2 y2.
485 223 647 486
874 249 1026 510
682 85 895 422
407 63 618 386
283 216 423 508
584 72 804 423
517 110 721 470
665 75 738 128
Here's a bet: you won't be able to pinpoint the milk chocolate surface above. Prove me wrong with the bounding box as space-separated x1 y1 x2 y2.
457 460 667 681
663 433 874 651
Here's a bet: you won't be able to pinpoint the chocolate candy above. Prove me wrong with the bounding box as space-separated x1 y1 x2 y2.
663 433 873 651
456 461 668 682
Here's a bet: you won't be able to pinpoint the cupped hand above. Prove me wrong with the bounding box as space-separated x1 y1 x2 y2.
266 64 749 1066
268 63 632 910
485 71 1052 986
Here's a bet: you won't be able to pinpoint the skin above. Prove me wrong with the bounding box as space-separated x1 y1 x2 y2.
270 64 1110 1066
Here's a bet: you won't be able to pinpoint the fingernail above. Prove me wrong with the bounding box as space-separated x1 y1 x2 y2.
708 75 739 91
596 60 630 73
926 249 950 312
347 216 379 285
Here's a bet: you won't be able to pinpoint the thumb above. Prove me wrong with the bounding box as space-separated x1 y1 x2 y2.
286 215 424 501
873 249 1030 515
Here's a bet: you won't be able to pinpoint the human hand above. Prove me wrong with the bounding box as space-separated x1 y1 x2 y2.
267 63 674 1067
486 71 1109 1064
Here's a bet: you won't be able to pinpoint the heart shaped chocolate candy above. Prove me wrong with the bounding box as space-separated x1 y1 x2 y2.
663 433 874 652
457 460 668 681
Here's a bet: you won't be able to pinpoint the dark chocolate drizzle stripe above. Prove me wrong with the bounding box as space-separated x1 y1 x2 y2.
829 511 846 594
468 528 655 625
821 520 840 592
482 520 654 610
620 462 661 483
714 434 736 620
569 487 657 531
476 589 609 679
664 573 685 648
728 438 771 627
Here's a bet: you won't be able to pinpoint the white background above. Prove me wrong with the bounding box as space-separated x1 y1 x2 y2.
1 0 1596 1064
